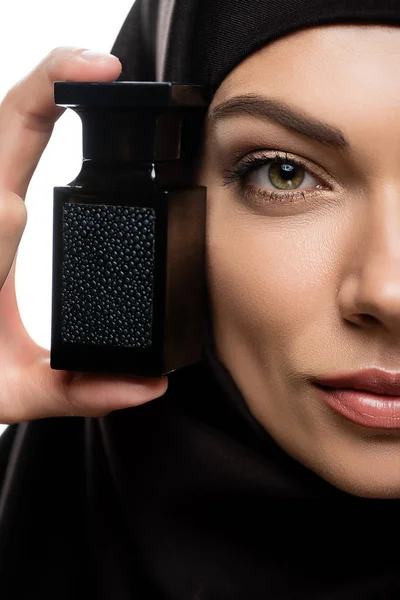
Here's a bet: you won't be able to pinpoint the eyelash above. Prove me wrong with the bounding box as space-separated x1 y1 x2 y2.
221 150 328 204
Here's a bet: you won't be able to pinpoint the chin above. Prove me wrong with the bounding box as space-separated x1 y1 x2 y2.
318 467 400 499
290 436 400 499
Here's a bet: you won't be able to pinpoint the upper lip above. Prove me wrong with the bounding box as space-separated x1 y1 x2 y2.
314 368 400 396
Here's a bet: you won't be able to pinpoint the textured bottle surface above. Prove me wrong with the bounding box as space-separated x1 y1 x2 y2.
61 202 156 349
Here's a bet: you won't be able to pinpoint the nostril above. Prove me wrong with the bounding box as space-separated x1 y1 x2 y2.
357 314 380 326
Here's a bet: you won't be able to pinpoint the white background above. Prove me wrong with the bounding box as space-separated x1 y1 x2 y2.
0 0 137 436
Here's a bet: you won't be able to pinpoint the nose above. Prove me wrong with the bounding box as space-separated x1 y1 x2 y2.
338 186 400 335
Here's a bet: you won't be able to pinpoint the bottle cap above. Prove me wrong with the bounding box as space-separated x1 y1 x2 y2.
53 81 209 162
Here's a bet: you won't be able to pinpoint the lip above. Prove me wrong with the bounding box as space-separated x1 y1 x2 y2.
313 368 400 429
315 368 400 396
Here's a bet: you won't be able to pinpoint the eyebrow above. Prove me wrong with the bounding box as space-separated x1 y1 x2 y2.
208 94 349 152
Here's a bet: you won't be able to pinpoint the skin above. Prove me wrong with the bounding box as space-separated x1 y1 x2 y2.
197 24 400 499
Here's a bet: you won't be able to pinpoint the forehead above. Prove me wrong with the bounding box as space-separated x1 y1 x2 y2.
210 24 400 111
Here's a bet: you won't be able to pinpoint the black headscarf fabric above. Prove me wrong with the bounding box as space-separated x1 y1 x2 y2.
1 1 400 598
110 0 400 97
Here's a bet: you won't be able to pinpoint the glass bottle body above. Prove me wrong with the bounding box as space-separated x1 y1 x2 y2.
50 159 206 377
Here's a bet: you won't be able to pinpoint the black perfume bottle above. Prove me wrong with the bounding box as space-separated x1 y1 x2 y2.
50 81 208 377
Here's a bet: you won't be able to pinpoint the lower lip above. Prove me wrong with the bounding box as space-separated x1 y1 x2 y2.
315 385 400 429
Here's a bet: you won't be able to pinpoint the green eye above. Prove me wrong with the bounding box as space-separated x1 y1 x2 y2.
267 161 305 190
221 149 329 206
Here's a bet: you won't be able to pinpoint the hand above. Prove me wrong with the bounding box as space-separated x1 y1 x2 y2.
0 47 168 424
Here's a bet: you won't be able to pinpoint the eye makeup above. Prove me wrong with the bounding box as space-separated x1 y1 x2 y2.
221 149 330 205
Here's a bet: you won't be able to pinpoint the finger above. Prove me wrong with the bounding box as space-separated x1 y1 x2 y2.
0 189 27 287
65 371 170 418
0 46 121 199
1 351 169 423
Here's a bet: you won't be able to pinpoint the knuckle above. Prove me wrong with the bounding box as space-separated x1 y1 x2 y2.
2 81 22 106
0 191 27 236
47 46 79 62
46 46 85 72
60 391 82 417
63 394 106 418
62 383 94 418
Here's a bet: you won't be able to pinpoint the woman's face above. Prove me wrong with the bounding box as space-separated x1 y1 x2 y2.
197 24 400 498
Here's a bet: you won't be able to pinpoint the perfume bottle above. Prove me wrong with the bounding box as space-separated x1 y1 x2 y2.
50 81 208 377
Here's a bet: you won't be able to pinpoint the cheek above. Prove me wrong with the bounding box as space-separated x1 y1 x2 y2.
206 198 340 347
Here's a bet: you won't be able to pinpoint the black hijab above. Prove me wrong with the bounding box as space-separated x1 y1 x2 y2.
1 1 400 598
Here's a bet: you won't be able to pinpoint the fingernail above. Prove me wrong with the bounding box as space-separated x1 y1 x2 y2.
80 49 118 61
